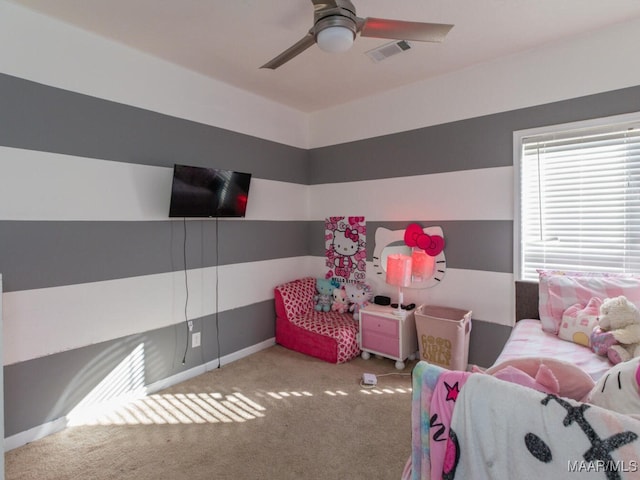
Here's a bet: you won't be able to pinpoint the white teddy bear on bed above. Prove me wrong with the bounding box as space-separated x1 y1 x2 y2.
593 295 640 364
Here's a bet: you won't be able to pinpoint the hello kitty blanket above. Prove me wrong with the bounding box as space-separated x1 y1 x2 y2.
403 362 640 480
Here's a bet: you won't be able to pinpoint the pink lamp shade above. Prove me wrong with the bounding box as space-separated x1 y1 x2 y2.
386 254 413 287
411 249 435 282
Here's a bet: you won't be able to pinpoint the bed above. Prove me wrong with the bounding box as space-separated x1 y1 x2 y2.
402 275 640 480
494 281 612 381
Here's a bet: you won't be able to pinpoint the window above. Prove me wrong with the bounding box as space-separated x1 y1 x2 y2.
514 113 640 281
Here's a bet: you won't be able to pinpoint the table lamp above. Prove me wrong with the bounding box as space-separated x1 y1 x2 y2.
411 248 435 282
386 253 413 317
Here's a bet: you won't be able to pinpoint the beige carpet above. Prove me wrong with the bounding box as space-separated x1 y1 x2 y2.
6 345 417 480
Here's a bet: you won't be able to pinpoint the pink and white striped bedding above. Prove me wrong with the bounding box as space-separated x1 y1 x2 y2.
493 318 611 381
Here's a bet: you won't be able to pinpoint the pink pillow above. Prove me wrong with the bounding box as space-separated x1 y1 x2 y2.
558 296 602 347
538 270 640 334
492 364 560 395
486 357 595 401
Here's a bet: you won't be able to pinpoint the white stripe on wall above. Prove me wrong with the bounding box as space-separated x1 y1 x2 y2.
309 16 640 148
0 147 309 221
423 268 514 327
3 256 314 365
0 2 309 149
5 1 640 152
308 256 514 327
309 166 513 221
245 178 309 221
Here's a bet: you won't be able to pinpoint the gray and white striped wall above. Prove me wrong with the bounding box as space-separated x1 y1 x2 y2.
2 2 640 448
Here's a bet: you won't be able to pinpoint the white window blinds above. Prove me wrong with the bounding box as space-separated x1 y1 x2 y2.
517 116 640 281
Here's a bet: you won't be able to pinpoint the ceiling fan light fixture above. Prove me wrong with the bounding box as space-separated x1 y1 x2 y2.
315 15 356 53
317 26 354 53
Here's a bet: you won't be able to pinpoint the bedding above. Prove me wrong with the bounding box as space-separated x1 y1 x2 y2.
449 373 640 479
538 270 640 334
402 362 640 480
495 319 612 381
401 276 640 479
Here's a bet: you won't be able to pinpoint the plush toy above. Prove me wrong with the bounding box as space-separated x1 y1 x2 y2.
559 296 602 347
593 295 640 364
590 326 621 363
344 282 373 320
473 363 560 395
493 364 561 395
479 357 596 401
314 278 338 312
586 357 640 418
331 286 349 314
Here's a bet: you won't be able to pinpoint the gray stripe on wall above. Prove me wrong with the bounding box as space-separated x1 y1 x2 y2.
309 85 640 184
3 299 275 437
0 220 309 292
309 220 512 274
467 319 513 368
0 73 309 184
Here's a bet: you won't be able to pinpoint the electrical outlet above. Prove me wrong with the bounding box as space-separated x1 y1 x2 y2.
192 332 201 348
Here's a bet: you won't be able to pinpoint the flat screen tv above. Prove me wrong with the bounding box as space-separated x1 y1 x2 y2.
169 164 252 218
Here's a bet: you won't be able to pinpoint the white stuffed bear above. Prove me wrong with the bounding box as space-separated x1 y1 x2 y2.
598 295 640 364
586 357 640 419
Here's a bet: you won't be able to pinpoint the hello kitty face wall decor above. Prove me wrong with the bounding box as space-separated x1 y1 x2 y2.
373 223 446 289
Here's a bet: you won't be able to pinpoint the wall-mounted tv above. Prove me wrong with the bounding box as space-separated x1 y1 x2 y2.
169 164 252 218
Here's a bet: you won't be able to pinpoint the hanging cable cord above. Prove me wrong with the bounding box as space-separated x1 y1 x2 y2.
181 217 191 365
215 216 222 368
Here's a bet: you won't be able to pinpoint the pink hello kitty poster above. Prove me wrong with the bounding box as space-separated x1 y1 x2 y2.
325 216 366 284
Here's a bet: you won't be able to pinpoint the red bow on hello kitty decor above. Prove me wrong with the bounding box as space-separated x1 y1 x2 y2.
403 223 445 256
344 228 359 242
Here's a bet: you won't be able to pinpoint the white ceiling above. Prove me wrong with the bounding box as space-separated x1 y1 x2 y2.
9 0 640 113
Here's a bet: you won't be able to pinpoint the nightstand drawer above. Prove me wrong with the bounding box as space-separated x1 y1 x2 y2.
360 313 399 338
361 331 400 358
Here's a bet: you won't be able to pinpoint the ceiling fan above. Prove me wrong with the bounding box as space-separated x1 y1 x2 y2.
261 0 453 69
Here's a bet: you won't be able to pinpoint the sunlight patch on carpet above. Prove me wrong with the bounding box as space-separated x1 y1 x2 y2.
359 387 412 395
324 390 348 396
265 390 313 400
68 391 267 426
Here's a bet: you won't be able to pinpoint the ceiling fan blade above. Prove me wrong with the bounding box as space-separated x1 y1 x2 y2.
359 18 453 43
261 31 316 69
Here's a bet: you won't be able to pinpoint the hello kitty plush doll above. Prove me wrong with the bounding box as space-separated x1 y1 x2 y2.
345 282 373 320
331 286 349 314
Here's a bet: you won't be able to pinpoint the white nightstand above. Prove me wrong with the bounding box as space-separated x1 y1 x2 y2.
359 304 418 369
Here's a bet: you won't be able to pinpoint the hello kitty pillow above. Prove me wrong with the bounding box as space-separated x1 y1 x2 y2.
558 296 602 347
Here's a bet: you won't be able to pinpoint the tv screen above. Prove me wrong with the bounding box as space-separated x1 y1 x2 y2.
169 164 252 218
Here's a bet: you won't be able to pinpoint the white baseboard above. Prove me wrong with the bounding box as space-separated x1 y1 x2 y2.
144 337 276 394
4 337 276 452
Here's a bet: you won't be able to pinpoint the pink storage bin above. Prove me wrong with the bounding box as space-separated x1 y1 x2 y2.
415 305 472 370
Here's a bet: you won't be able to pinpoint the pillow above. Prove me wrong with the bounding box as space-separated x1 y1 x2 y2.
558 296 602 347
538 270 640 334
486 357 595 401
